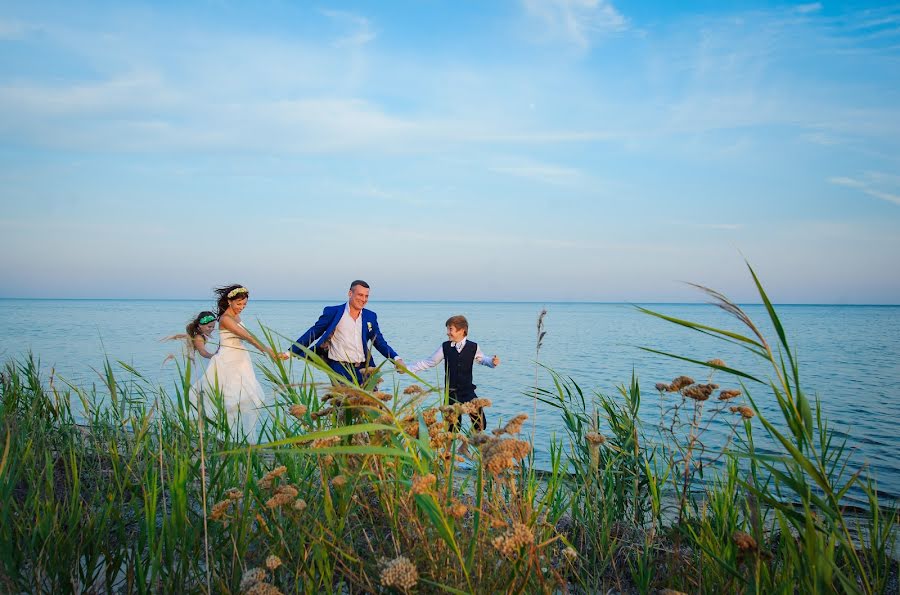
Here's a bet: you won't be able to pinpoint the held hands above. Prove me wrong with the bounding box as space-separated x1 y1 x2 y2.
276 351 290 360
394 358 407 374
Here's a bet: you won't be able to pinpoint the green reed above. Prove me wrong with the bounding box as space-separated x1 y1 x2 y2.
0 265 897 593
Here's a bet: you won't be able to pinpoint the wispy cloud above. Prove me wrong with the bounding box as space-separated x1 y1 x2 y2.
521 0 628 49
794 3 823 15
489 160 586 185
828 175 900 206
320 9 376 48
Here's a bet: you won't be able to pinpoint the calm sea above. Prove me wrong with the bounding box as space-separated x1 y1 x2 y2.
2 299 898 503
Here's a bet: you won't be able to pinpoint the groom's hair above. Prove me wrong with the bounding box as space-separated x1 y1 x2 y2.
350 280 370 290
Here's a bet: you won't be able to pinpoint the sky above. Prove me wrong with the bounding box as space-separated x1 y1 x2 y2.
1 0 899 303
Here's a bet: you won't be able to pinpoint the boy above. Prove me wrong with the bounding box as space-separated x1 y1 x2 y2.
404 315 500 432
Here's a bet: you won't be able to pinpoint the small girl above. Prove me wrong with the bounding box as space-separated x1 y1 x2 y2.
185 311 218 359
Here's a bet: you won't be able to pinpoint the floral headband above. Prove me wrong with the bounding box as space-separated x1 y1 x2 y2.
198 314 216 325
227 287 249 299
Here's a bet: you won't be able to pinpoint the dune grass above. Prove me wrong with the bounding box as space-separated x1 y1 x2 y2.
0 265 896 593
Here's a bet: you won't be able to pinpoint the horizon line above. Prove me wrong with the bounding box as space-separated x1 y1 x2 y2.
1 297 898 307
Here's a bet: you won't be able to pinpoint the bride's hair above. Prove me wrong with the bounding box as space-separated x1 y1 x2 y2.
215 284 250 317
186 311 217 340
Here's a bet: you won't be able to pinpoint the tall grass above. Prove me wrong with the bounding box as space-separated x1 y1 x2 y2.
0 265 896 593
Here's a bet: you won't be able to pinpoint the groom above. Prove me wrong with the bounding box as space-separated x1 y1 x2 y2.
290 280 404 383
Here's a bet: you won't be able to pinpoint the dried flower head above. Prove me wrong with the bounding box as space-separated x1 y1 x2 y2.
470 432 493 446
492 522 534 558
210 499 232 521
310 407 335 421
309 436 341 449
682 383 718 401
380 556 419 591
655 382 670 392
732 531 758 552
469 398 492 409
707 359 727 368
411 473 437 495
239 567 267 592
288 404 308 419
265 555 282 571
265 484 299 509
245 583 283 595
730 405 755 419
226 488 244 500
257 466 288 489
669 376 695 391
447 499 468 519
483 438 531 475
585 432 606 446
718 389 742 401
330 475 347 489
403 384 424 395
494 413 528 436
562 546 578 562
422 408 439 426
373 391 392 402
292 498 307 512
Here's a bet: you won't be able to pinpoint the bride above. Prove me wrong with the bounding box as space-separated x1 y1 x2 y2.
191 284 288 441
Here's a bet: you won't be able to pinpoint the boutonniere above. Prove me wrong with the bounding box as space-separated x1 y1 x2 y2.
367 321 373 332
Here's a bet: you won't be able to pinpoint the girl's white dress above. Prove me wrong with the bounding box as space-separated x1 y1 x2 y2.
191 322 266 440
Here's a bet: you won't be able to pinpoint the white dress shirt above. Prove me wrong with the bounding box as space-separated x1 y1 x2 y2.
407 337 496 373
327 304 366 363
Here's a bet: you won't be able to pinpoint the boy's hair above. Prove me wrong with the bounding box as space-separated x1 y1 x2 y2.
445 315 469 335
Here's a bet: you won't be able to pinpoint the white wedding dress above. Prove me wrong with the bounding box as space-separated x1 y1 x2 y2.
191 323 266 441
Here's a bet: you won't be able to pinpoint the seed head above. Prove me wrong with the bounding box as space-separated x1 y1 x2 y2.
669 376 695 391
380 556 419 591
682 383 718 401
373 391 392 402
492 522 534 558
718 389 742 401
257 466 288 490
562 546 578 562
226 488 244 500
585 432 606 446
293 498 307 512
732 531 758 552
411 473 437 495
469 398 492 409
494 413 528 436
655 382 670 392
707 359 727 368
330 475 347 488
210 499 232 521
422 408 439 426
245 583 283 595
239 567 267 592
265 555 282 571
310 436 341 449
447 499 467 519
288 404 307 419
403 384 424 395
730 405 755 419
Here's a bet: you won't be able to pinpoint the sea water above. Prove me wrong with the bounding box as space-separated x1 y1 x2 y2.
2 299 898 503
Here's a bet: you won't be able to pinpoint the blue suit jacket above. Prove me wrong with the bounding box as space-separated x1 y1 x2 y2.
291 304 399 363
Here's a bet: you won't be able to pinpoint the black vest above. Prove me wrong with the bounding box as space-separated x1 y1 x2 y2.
442 340 477 398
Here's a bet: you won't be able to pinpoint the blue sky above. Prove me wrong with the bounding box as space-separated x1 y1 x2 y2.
1 0 898 303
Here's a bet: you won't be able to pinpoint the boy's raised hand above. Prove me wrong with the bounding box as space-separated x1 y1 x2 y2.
492 355 500 367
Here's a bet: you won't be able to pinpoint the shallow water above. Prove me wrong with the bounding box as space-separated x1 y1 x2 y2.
2 299 898 503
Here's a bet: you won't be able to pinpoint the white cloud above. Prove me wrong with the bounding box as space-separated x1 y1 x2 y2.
320 9 376 48
489 161 585 185
522 0 628 49
828 175 900 206
795 3 823 15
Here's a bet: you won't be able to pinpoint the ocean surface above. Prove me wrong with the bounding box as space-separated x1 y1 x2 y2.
2 299 898 504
